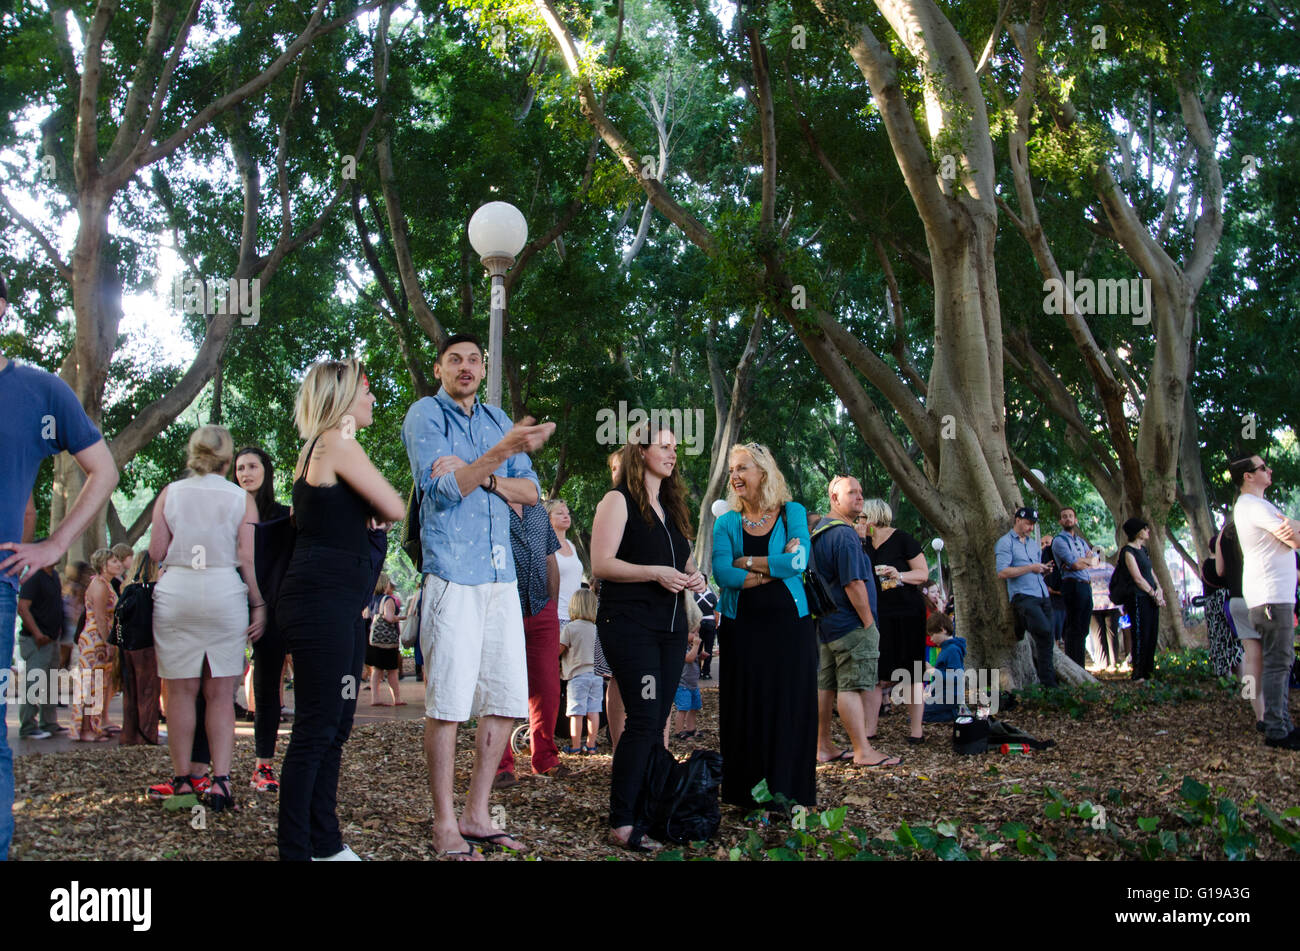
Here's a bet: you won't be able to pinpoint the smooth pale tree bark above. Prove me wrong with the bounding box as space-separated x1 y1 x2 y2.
3 0 379 562
532 0 1091 684
998 8 1223 646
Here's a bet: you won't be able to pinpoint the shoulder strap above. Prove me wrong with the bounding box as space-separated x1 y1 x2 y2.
298 433 324 482
811 517 851 540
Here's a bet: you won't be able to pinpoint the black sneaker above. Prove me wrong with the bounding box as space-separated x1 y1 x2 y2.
1264 728 1300 750
1257 720 1265 733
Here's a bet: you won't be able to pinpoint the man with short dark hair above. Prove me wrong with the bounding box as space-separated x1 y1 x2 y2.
995 508 1058 687
0 273 122 860
1229 453 1300 749
1052 507 1097 667
17 559 65 739
811 476 900 767
402 332 555 859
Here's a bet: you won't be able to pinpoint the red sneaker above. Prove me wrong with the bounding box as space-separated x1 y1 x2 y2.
147 774 210 799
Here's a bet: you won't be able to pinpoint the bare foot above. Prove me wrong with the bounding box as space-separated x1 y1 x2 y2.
817 749 852 763
433 826 483 861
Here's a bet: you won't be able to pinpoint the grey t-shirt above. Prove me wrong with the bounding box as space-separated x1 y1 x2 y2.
679 658 700 691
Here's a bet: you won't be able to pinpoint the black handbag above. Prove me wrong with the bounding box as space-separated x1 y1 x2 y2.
111 558 157 651
782 506 844 619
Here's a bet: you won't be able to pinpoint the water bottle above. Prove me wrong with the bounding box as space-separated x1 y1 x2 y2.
999 743 1031 754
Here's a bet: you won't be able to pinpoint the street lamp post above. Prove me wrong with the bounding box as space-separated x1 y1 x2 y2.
467 201 528 408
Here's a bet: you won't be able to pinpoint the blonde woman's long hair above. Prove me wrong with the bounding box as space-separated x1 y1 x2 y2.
295 358 366 441
125 550 161 584
724 442 792 514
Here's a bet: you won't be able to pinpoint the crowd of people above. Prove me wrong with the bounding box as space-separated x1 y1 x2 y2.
3 279 1299 859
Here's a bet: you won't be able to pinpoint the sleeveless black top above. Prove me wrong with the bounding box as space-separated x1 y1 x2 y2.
291 436 370 558
598 483 690 633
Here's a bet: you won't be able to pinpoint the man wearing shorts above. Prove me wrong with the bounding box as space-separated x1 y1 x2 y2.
810 476 900 767
402 334 555 859
1229 453 1300 749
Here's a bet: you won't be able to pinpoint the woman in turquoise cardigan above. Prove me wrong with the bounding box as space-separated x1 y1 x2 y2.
710 442 817 809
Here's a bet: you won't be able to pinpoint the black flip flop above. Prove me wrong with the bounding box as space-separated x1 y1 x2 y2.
462 831 525 853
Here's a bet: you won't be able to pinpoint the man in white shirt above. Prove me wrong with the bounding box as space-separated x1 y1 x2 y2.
1230 454 1300 749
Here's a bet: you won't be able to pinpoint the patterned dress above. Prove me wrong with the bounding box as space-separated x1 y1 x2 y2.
76 578 117 737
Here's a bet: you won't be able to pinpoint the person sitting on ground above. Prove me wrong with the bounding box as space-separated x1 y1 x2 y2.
922 612 966 723
560 589 602 754
669 597 704 743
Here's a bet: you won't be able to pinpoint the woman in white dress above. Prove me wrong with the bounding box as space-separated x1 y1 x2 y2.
148 425 265 811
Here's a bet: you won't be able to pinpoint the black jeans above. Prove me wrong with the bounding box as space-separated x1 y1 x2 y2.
1061 579 1094 667
598 614 686 829
1126 594 1159 681
1012 594 1058 687
276 546 371 860
252 620 287 759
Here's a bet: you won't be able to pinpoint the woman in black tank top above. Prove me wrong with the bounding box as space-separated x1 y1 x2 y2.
589 425 707 851
276 359 405 861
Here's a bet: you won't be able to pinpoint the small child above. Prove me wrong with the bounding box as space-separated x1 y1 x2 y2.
669 597 704 743
560 589 602 754
922 612 967 723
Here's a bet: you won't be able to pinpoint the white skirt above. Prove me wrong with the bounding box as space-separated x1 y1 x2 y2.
153 566 249 679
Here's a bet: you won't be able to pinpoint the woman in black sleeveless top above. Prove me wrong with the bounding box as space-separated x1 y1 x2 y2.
590 425 707 851
276 359 405 861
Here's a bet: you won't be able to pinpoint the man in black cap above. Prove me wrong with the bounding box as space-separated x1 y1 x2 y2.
994 507 1058 686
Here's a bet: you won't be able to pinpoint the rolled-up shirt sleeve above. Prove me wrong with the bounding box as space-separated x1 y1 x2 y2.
506 448 541 503
994 535 1013 574
402 401 463 510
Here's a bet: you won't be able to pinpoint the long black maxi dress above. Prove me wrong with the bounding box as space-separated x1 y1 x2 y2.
718 523 818 810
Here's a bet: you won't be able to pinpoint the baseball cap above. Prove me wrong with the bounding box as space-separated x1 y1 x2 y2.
1014 507 1039 522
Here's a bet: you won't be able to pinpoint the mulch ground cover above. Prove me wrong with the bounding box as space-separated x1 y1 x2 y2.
11 658 1300 860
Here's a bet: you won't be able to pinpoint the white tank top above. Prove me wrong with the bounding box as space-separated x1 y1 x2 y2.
162 474 248 568
555 544 584 620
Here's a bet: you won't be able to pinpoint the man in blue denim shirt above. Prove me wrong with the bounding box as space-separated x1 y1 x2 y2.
995 507 1058 687
401 333 555 860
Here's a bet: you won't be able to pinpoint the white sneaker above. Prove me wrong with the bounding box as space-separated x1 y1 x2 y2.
23 730 52 740
312 845 362 861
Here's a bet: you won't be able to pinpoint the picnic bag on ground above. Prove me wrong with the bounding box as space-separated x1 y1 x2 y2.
634 747 724 844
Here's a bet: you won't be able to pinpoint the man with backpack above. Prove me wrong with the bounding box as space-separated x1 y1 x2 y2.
811 476 901 767
401 333 555 860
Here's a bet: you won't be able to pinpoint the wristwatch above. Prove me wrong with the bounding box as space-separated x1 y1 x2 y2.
745 556 753 569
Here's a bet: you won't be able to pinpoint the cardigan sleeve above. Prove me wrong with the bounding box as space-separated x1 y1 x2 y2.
711 513 750 590
767 502 812 579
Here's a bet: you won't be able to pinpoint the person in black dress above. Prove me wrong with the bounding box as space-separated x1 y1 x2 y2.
861 498 931 744
1118 518 1164 682
590 423 708 851
234 445 292 793
710 443 817 810
276 359 405 861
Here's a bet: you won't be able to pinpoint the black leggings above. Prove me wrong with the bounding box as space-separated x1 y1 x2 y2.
252 621 287 759
599 615 686 829
698 621 716 675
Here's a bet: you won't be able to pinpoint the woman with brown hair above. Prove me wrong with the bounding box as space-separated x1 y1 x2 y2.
590 424 707 851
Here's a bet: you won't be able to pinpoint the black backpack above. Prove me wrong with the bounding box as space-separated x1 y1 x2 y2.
111 558 156 652
1108 548 1136 605
793 511 853 619
953 716 1054 755
635 747 723 844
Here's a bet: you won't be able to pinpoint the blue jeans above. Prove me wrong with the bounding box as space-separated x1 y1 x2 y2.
1 583 17 860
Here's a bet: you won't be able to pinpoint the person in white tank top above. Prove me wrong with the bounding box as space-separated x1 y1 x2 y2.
546 499 585 622
148 425 267 810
